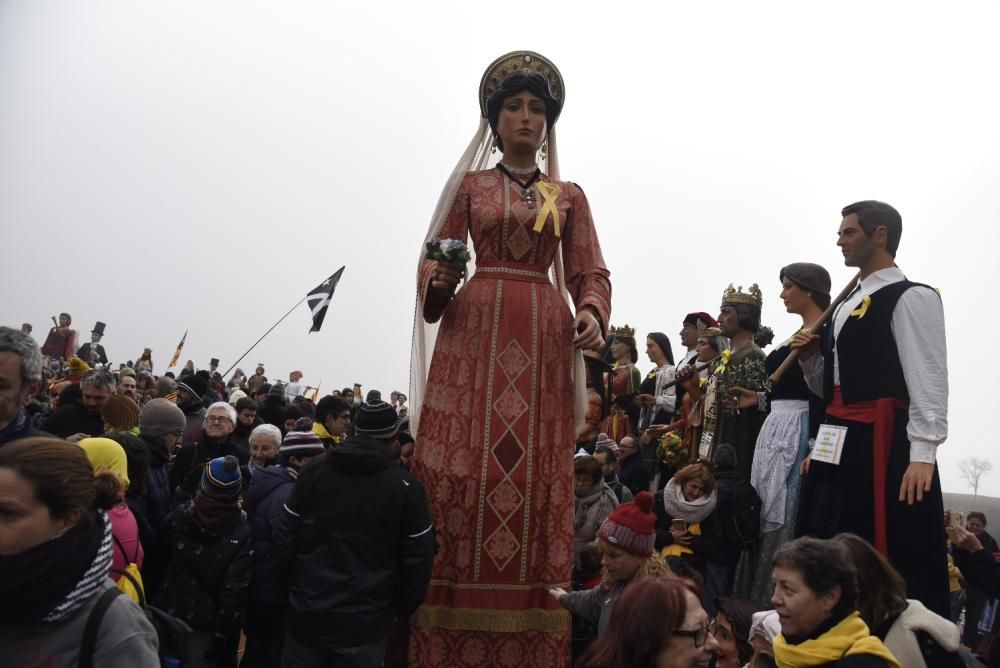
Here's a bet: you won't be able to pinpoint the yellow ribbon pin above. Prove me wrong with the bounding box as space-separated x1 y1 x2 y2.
533 182 562 237
850 295 872 319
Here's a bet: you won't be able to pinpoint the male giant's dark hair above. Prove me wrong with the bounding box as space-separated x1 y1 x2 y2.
733 303 761 335
773 537 859 622
841 200 902 257
486 71 562 152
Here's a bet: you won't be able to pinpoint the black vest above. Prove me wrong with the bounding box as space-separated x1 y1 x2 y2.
824 280 935 404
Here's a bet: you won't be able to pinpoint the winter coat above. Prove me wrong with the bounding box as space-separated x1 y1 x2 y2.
244 464 296 607
42 401 104 438
561 581 626 636
0 580 159 667
156 503 254 642
272 434 435 649
955 547 1000 600
653 487 725 571
573 483 619 564
875 599 963 668
619 451 650 497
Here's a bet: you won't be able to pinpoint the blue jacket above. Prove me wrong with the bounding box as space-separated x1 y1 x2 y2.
244 464 296 607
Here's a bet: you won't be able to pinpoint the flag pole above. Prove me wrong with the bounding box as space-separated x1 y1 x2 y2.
221 296 308 379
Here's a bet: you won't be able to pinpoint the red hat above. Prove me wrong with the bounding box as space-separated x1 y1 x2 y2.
684 312 719 331
598 491 656 556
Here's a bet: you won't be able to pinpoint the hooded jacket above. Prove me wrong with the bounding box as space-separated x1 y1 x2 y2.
272 433 435 649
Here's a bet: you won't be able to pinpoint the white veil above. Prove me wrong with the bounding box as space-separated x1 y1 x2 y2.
408 122 588 436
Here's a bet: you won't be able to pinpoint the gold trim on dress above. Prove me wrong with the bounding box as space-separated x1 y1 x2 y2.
475 266 550 280
475 279 505 581
413 605 570 633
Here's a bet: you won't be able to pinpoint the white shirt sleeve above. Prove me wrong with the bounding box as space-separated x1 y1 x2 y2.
799 352 825 398
655 367 676 414
891 286 948 463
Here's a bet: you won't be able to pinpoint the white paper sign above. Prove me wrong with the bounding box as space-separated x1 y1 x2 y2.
811 424 848 465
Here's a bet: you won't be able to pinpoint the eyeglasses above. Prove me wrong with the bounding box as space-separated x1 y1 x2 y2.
206 416 233 425
337 413 351 420
673 618 717 647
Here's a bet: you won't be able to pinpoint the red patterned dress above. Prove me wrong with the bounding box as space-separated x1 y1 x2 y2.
410 167 611 667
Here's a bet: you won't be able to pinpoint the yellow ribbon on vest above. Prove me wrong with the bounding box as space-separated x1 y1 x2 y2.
850 295 871 319
533 182 562 237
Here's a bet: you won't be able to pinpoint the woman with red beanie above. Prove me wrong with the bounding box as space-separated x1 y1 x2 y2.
550 491 669 636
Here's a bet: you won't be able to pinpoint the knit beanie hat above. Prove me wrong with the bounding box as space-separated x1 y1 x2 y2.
595 433 618 452
280 430 326 458
119 367 136 379
354 401 401 439
200 455 242 499
177 374 208 402
79 437 130 487
597 491 657 557
139 398 187 437
100 394 140 430
229 389 247 406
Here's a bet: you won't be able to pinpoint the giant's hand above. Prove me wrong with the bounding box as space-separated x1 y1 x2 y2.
789 331 820 361
572 308 603 351
429 261 463 293
898 461 935 505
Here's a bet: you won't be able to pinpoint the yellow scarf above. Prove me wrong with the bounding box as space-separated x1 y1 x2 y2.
660 522 701 558
311 421 340 445
772 612 900 668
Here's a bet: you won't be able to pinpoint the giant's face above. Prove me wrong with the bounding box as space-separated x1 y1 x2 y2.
496 90 547 155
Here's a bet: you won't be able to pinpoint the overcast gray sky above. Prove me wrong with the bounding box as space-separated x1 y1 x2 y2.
2 1 997 494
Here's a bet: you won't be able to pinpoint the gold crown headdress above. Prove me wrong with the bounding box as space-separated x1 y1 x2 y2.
721 283 763 308
478 51 565 119
608 324 636 339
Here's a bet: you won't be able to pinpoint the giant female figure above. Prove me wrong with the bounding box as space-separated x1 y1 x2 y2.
408 52 612 666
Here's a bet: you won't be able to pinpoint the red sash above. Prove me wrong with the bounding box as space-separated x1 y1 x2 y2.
825 386 907 556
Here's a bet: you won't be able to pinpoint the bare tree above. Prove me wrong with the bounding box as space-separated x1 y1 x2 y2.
959 457 994 497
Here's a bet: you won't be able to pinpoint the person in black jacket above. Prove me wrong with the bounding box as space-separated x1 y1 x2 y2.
242 430 326 668
272 401 435 667
961 511 1000 648
653 463 725 587
133 398 187 599
158 455 254 668
169 402 250 505
947 516 1000 667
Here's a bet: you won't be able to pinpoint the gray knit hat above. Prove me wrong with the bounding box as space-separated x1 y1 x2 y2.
139 398 187 437
354 401 401 439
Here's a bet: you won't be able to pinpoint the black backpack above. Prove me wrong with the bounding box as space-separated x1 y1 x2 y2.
720 478 762 550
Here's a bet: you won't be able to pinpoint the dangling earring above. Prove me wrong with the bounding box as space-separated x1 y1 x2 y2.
491 136 497 154
541 141 548 159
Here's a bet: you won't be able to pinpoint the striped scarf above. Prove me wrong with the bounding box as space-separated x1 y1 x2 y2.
43 511 114 623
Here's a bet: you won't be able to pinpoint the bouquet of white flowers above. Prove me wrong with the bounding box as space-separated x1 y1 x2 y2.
425 238 472 271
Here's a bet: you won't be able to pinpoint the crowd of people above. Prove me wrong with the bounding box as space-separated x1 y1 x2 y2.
0 49 983 668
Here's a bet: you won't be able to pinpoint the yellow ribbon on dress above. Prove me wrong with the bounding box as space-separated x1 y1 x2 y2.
533 182 561 237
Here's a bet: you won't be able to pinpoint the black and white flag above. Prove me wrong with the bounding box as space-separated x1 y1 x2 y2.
307 266 345 333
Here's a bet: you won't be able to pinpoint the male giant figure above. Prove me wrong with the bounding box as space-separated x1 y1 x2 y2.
794 200 949 617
